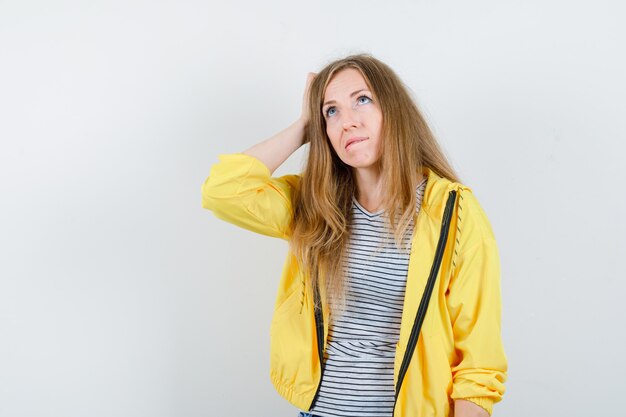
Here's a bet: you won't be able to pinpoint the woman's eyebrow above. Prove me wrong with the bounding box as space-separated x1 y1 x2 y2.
323 88 370 107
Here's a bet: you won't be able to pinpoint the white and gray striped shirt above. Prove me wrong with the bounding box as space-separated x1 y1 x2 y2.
308 178 428 417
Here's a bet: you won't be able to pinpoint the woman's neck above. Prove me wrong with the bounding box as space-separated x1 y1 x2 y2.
352 166 425 213
353 166 384 213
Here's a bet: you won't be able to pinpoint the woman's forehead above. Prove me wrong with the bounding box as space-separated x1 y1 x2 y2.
323 68 370 102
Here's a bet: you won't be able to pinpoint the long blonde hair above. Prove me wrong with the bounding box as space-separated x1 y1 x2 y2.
289 54 459 310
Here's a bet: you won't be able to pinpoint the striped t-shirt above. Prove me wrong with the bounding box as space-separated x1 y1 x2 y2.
308 178 428 417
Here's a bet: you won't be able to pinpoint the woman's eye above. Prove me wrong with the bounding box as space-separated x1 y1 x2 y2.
325 96 371 118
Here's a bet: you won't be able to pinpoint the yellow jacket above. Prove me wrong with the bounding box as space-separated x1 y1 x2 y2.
201 153 507 416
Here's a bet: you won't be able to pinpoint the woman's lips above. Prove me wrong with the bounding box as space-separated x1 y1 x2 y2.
345 137 368 150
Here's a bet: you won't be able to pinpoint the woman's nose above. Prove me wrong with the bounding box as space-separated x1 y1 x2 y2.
341 109 359 130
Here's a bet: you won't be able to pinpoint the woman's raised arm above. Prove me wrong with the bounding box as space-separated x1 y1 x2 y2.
201 73 317 239
241 72 316 174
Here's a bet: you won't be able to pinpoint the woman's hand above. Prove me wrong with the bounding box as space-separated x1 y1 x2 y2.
300 72 317 126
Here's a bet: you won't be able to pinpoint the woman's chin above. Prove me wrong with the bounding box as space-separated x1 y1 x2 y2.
341 157 381 171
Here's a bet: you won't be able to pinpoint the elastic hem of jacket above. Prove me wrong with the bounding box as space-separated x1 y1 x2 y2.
270 370 316 411
459 396 494 415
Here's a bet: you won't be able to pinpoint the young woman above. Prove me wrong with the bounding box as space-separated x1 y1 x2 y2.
201 54 507 417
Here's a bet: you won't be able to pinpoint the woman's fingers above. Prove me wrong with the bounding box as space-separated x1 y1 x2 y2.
301 72 317 124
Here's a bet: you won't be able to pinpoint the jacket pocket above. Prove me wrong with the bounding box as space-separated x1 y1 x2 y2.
272 287 302 320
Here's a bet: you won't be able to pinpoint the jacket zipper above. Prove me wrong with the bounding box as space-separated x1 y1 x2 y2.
309 283 325 410
393 190 457 415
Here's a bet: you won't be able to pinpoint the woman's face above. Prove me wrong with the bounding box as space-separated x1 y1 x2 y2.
322 68 383 170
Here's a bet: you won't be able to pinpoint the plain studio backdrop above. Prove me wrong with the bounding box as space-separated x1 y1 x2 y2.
1 0 624 416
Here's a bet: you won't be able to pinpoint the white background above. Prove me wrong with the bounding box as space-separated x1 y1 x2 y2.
1 1 625 416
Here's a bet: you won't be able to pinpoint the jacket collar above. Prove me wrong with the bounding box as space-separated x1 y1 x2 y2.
420 166 464 220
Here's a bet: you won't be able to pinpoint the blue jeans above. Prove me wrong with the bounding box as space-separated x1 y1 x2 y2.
298 413 321 417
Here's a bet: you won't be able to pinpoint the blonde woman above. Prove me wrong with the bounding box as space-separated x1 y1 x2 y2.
201 54 507 417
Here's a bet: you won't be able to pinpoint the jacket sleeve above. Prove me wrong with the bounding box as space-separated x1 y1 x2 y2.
200 153 299 240
446 189 507 415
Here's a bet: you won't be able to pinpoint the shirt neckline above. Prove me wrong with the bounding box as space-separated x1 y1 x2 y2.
351 177 428 218
352 197 385 217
